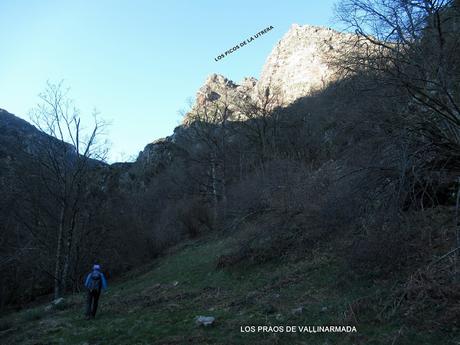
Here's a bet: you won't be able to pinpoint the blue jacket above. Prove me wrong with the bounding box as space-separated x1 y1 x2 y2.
84 270 108 291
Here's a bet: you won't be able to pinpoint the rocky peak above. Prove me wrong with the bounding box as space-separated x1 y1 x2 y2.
195 74 238 107
185 73 258 124
184 24 352 123
256 24 349 104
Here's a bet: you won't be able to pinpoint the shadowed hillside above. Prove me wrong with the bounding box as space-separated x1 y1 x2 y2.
1 234 456 344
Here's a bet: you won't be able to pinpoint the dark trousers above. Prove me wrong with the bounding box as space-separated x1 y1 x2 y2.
85 289 101 317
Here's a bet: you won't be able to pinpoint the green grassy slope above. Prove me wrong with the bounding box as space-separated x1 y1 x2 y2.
0 235 455 345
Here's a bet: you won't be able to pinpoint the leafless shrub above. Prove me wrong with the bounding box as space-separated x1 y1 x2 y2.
177 198 214 238
348 220 414 274
216 219 296 269
384 264 460 327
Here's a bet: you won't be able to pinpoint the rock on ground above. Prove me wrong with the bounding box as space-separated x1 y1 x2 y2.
195 315 215 326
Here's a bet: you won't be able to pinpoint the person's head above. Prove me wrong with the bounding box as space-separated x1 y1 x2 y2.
93 264 101 271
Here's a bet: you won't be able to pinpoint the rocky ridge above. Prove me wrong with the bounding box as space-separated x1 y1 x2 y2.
140 24 353 171
184 24 353 123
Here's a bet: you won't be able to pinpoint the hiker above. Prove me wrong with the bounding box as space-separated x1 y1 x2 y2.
84 264 108 320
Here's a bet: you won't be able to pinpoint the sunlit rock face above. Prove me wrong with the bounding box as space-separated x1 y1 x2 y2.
184 24 352 123
256 24 349 104
183 74 258 124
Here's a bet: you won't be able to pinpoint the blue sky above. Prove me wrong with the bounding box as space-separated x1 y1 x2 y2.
0 0 338 162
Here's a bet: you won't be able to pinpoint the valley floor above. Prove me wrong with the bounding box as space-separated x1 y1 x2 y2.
0 234 457 345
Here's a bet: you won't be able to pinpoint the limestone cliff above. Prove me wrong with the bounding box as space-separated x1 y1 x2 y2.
184 74 257 124
184 24 352 123
256 24 350 104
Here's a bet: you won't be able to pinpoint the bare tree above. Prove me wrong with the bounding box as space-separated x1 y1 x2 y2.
29 81 108 298
335 0 460 168
180 89 234 223
234 84 284 164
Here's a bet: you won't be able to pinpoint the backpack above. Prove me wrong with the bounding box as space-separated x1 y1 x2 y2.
87 271 102 292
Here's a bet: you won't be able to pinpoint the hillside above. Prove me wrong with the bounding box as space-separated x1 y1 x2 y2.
0 233 455 345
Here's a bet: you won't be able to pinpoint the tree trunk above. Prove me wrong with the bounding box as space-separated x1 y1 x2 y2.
62 201 81 293
210 153 219 223
53 205 65 299
61 221 75 294
455 177 460 281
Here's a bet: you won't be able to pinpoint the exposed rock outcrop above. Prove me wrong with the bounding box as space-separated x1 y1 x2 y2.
256 24 350 104
184 74 258 124
184 24 353 123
